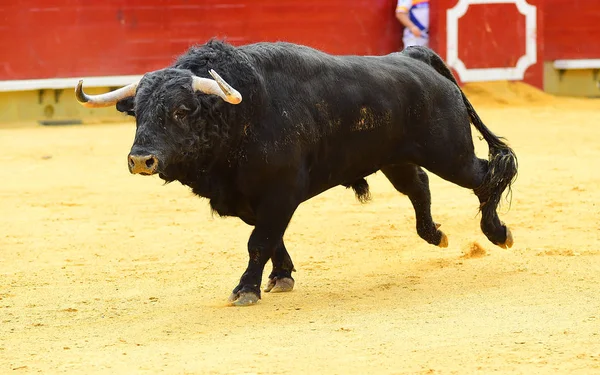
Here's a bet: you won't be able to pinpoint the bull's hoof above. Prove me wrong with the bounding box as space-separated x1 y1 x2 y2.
438 231 449 248
228 291 260 306
498 227 514 249
264 277 295 293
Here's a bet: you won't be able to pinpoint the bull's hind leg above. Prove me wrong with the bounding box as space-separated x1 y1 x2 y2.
264 240 296 293
381 164 448 247
422 156 513 248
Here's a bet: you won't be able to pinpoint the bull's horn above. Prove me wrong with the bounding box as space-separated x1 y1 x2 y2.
75 80 139 108
191 70 242 104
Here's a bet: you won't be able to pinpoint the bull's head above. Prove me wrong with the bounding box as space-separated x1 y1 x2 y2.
75 69 242 177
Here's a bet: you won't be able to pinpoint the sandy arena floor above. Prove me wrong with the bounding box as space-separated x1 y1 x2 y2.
1 82 599 374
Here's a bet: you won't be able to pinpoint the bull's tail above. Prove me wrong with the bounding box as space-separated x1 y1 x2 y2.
402 46 518 214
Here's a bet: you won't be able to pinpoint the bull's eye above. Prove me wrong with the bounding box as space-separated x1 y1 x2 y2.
173 110 186 121
173 105 190 121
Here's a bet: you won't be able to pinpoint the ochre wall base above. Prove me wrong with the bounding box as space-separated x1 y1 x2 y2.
0 88 132 126
543 63 600 98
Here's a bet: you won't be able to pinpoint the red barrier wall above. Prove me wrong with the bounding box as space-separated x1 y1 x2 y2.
430 0 545 89
544 0 600 60
0 0 403 81
4 1 598 87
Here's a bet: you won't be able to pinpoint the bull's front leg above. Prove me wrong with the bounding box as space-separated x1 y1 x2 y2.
228 193 298 306
264 240 296 293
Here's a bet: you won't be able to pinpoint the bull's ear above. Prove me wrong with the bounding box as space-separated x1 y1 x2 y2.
116 97 136 117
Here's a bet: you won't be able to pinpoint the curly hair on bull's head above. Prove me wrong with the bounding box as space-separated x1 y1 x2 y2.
175 39 264 110
115 40 264 180
129 73 237 179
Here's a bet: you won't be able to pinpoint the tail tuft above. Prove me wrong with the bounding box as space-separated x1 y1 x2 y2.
475 147 518 215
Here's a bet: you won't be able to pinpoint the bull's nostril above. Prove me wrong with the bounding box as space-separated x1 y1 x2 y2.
128 154 157 175
145 157 156 169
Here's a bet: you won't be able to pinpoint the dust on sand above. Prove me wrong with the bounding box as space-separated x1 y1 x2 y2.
461 242 488 259
1 82 600 374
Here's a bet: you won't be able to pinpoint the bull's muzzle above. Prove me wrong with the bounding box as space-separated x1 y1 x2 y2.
128 154 159 175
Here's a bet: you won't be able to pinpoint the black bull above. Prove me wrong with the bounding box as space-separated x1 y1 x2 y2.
76 40 517 306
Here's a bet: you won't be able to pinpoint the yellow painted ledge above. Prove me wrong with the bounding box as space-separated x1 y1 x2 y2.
543 62 600 98
0 87 133 128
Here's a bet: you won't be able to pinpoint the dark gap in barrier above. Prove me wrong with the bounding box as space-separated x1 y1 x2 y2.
38 119 83 126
